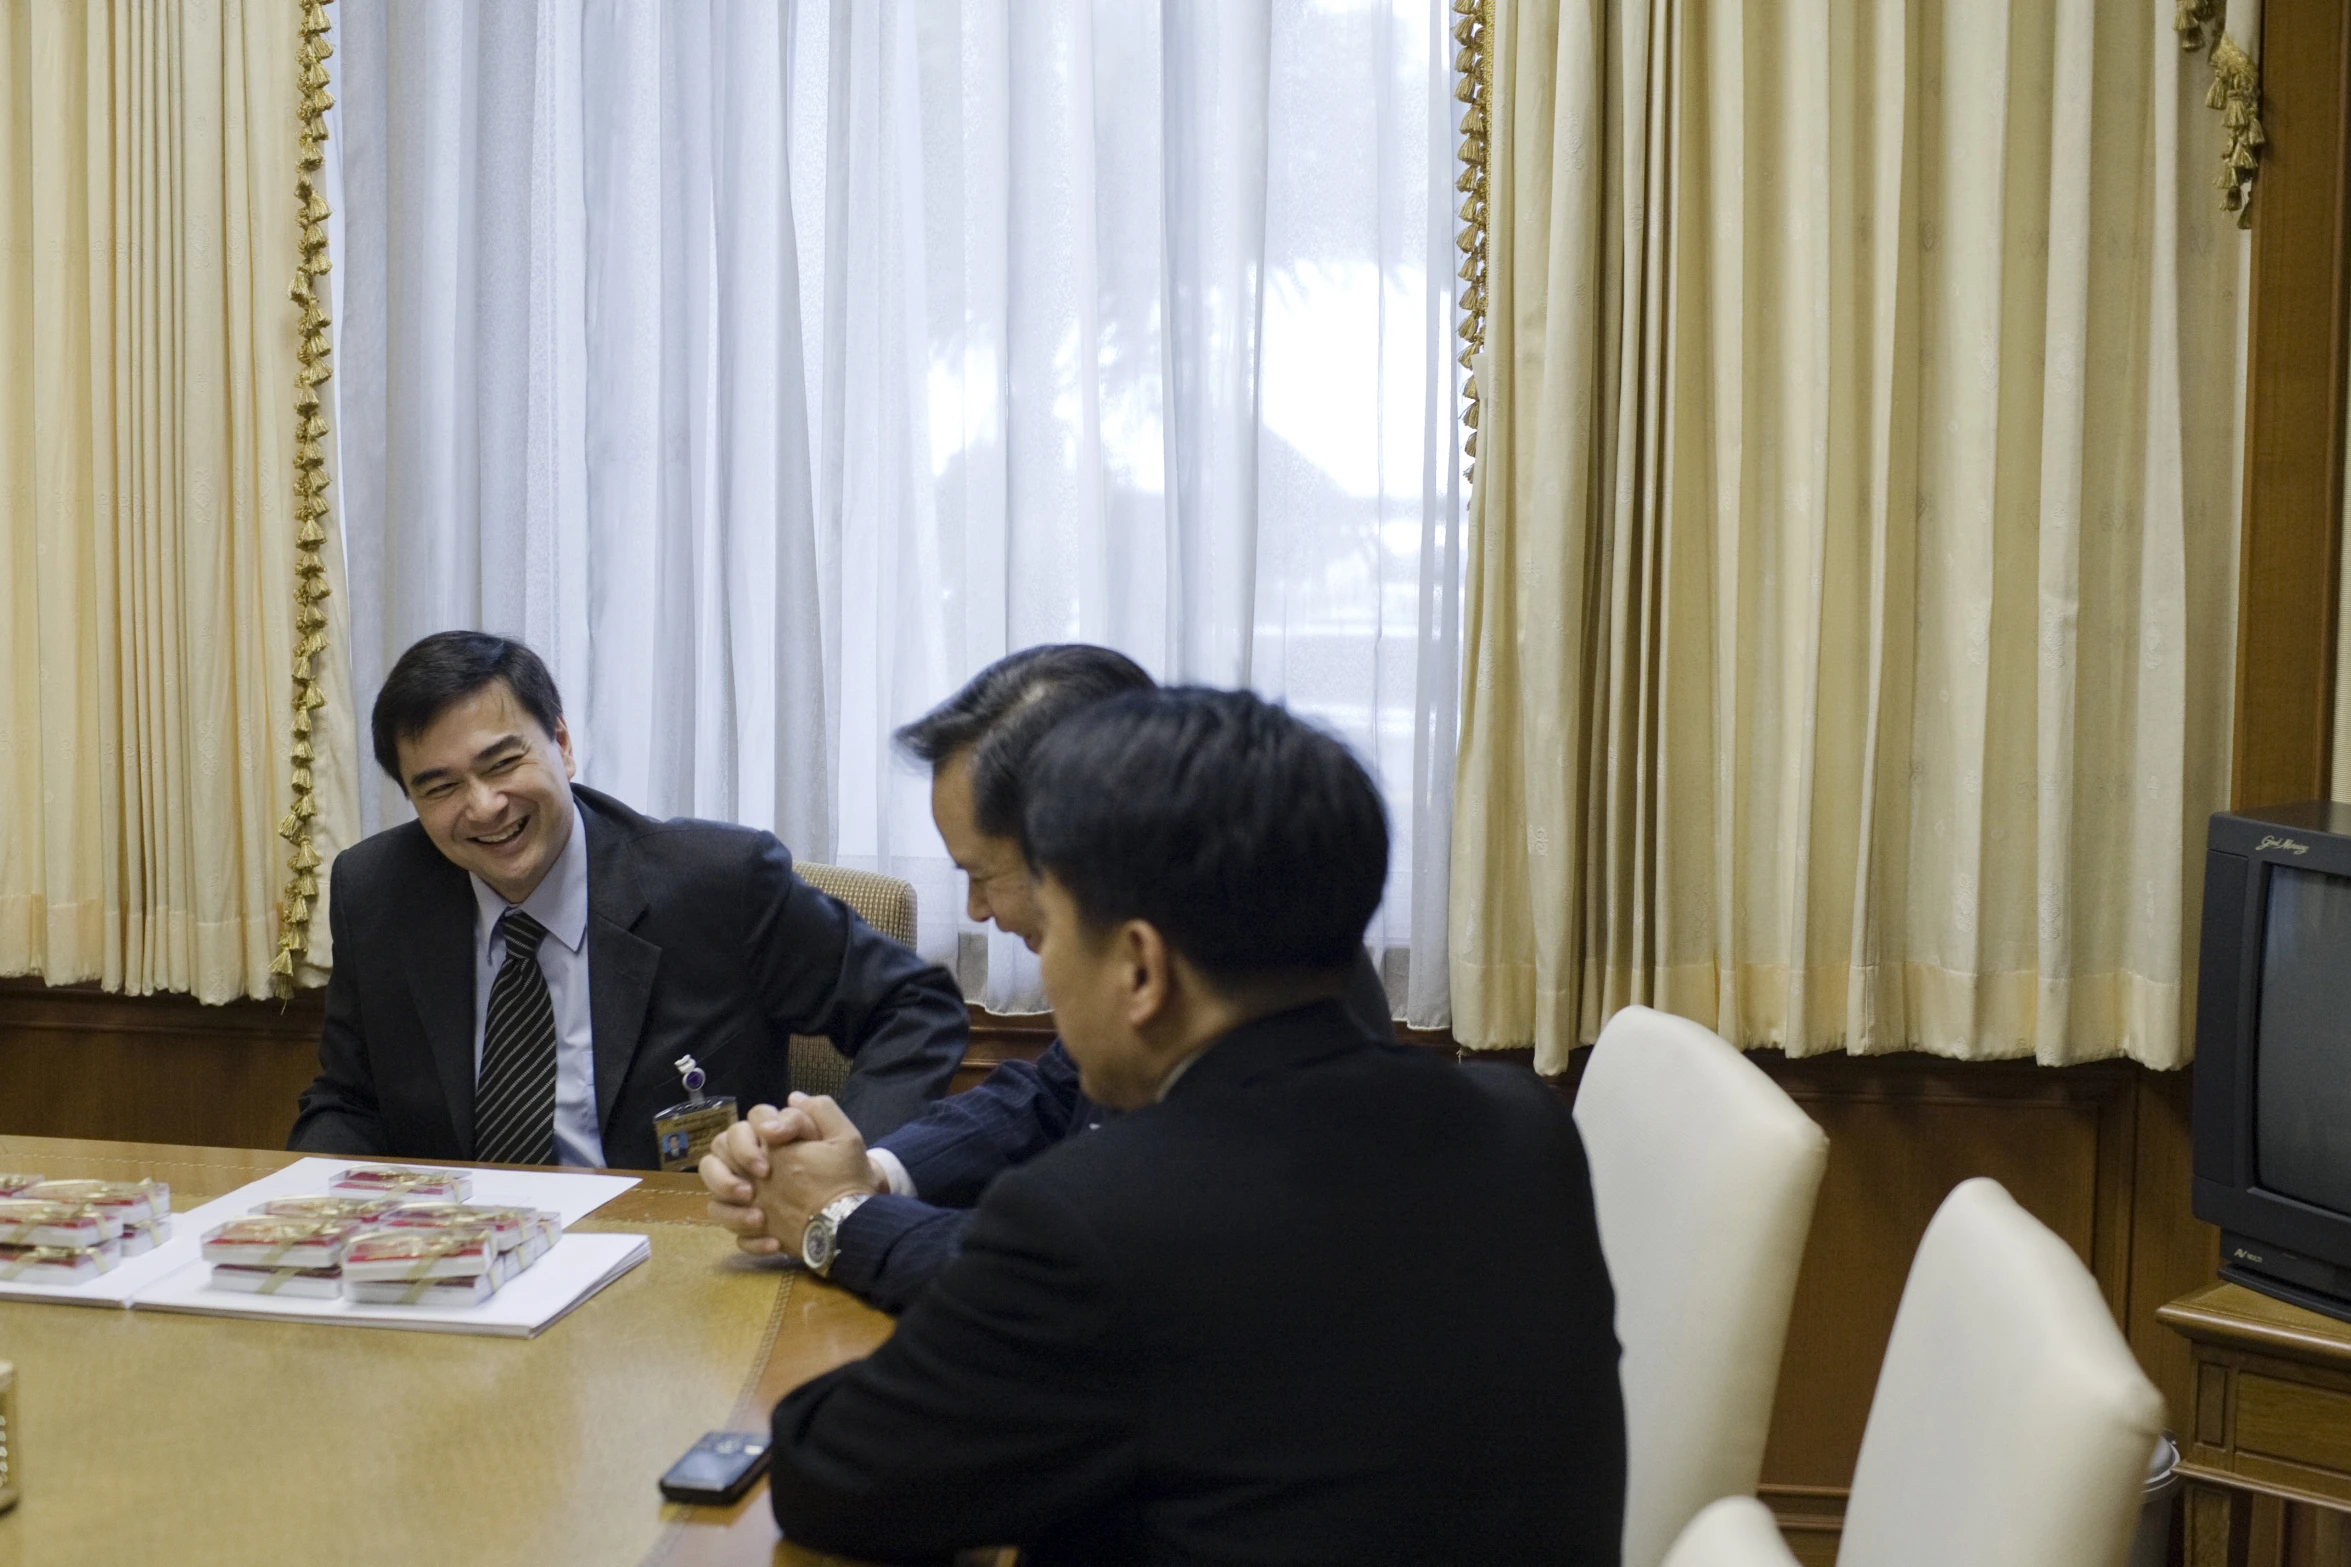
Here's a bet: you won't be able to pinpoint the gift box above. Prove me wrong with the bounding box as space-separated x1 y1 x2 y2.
377 1204 539 1252
202 1216 362 1271
119 1217 171 1258
208 1263 345 1299
518 1215 558 1268
0 1200 119 1250
345 1272 495 1308
0 1240 118 1284
20 1179 169 1226
341 1226 498 1283
327 1166 471 1203
256 1194 406 1226
0 1175 42 1198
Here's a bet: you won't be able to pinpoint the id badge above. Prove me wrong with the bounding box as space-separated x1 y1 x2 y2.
654 1054 739 1173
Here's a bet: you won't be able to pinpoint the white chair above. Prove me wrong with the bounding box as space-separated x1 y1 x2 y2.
1573 1005 1830 1567
1836 1178 2165 1567
1660 1497 1800 1567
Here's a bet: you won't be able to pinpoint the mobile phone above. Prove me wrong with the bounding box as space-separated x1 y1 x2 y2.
658 1429 772 1505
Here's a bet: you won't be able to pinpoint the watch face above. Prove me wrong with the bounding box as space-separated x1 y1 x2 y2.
801 1216 834 1273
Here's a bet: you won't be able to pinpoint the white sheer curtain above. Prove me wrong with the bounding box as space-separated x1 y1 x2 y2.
332 0 1465 1025
797 1 1465 1020
334 0 830 852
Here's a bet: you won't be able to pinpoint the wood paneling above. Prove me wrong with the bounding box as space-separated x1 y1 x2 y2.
2232 0 2351 811
1739 1053 2210 1547
0 985 1065 1146
1747 1052 2140 1489
954 1011 1054 1094
0 979 325 1149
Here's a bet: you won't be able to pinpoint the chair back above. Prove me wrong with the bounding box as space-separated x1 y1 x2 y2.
1835 1178 2164 1567
1573 1005 1828 1567
1660 1497 1800 1567
787 862 918 1099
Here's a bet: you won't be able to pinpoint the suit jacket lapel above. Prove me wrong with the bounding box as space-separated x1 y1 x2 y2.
581 797 661 1137
402 853 483 1157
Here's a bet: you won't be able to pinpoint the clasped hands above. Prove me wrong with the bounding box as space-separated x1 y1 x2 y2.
699 1092 883 1262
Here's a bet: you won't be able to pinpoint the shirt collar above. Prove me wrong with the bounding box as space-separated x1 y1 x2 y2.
470 791 590 956
1154 1045 1211 1103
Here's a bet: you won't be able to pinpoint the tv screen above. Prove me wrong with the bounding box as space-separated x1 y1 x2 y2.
2258 863 2351 1215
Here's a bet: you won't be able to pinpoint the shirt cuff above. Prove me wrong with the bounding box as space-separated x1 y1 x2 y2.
867 1146 917 1198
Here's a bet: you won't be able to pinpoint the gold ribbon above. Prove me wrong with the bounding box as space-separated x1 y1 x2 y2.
274 0 339 997
0 1203 104 1247
0 1247 85 1282
351 1229 491 1303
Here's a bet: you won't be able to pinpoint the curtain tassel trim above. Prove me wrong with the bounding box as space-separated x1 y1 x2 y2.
274 0 337 995
2207 34 2263 228
1453 0 1492 473
2177 0 2263 229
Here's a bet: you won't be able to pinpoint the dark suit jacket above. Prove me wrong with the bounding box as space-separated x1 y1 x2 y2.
771 1000 1626 1566
834 953 1393 1313
289 784 969 1168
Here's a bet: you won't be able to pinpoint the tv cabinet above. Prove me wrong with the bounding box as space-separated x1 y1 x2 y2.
2161 1282 2351 1564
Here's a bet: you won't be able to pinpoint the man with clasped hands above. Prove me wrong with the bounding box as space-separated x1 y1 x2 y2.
707 688 1626 1564
289 632 967 1169
698 644 1391 1307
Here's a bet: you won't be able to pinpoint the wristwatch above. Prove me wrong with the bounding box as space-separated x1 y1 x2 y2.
800 1191 873 1277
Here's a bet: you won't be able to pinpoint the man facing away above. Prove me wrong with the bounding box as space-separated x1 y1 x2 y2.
290 631 968 1169
701 645 1392 1309
719 687 1626 1564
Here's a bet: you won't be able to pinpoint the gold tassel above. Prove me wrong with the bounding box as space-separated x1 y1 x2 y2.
1454 0 1492 500
276 0 340 999
2175 0 2218 52
2207 33 2263 228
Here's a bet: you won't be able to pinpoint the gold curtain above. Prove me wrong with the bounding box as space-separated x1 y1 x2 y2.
1454 0 2246 1072
0 1 358 1001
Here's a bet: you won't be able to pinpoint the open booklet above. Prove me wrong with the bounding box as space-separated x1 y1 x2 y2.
0 1157 649 1339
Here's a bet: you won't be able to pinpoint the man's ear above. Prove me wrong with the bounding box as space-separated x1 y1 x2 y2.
553 717 578 780
1117 919 1173 1030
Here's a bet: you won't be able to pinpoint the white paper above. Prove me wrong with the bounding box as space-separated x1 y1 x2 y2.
131 1231 652 1338
0 1158 639 1310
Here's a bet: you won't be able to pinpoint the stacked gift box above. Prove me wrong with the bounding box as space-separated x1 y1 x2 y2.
0 1177 173 1284
198 1166 561 1306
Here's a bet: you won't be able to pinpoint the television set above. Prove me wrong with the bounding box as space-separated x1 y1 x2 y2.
2194 802 2351 1320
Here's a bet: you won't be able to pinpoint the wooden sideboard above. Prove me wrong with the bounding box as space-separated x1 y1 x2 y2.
2162 1282 2351 1566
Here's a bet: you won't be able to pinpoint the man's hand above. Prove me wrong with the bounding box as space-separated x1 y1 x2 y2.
699 1100 810 1256
700 1094 885 1261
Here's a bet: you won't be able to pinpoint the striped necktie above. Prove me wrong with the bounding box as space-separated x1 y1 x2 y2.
475 908 558 1165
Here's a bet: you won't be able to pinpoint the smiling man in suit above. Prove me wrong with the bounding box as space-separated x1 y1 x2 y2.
288 631 967 1169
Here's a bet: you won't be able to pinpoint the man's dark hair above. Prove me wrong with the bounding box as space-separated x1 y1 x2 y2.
1021 687 1387 984
893 644 1154 838
371 631 566 784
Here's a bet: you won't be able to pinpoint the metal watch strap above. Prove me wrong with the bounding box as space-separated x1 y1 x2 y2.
806 1191 872 1276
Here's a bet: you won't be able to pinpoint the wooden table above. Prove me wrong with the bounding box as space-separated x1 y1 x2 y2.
2159 1281 2351 1566
0 1134 896 1567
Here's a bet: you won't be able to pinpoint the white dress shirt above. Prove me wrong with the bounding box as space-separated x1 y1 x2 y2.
469 794 605 1167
